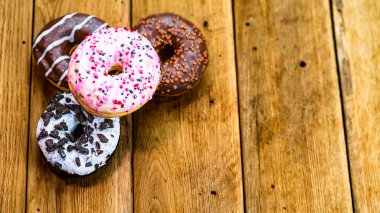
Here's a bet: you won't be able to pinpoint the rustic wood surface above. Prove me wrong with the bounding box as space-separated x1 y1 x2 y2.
0 0 379 212
332 0 380 211
0 0 32 212
132 0 243 212
234 0 353 212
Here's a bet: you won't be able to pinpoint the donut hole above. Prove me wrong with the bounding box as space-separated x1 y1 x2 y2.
72 123 85 140
69 44 79 56
108 65 123 76
157 45 175 63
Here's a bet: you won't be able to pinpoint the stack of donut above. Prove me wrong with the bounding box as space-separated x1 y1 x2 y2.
33 12 208 176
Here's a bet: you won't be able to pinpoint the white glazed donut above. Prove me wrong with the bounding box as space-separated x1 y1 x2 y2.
36 92 120 176
67 27 161 117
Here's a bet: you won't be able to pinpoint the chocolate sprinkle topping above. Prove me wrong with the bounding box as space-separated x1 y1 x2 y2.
42 112 53 126
67 145 74 152
61 122 68 130
61 106 70 115
37 129 48 140
79 147 89 155
46 103 56 112
99 119 114 130
75 157 81 167
54 162 62 169
45 139 54 152
68 104 81 113
78 134 88 144
87 114 94 123
57 147 66 158
54 123 63 130
74 142 81 150
54 112 62 119
54 121 68 131
54 137 68 148
85 162 92 167
49 130 60 139
97 134 108 143
56 103 65 112
85 126 94 136
56 94 64 101
95 142 101 149
76 111 87 123
66 133 75 142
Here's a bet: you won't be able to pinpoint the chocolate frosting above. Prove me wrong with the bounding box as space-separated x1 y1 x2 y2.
32 13 107 90
134 13 209 96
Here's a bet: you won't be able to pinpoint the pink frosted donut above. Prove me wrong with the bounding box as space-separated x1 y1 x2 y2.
67 27 161 117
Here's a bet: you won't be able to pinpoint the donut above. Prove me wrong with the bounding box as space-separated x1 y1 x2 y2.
67 27 161 117
133 13 209 96
36 92 120 176
32 13 108 91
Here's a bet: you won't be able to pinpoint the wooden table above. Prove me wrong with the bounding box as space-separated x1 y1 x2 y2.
1 0 379 212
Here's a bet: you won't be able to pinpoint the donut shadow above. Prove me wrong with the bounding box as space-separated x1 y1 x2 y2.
154 79 207 109
136 83 206 121
132 80 208 152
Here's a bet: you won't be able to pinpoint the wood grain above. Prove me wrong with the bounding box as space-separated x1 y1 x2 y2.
234 0 353 211
3 0 377 211
27 1 133 212
131 0 243 212
332 0 380 211
0 0 33 212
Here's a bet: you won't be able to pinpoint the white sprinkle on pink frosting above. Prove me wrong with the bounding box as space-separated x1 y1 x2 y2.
67 27 160 114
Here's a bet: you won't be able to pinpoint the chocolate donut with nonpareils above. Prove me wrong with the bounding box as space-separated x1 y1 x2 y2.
32 13 108 91
133 13 209 96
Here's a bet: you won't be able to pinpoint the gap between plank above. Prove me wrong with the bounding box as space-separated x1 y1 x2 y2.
25 0 36 212
328 0 355 211
129 0 135 212
231 0 247 211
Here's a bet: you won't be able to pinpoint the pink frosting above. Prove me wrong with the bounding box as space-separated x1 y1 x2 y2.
67 27 160 114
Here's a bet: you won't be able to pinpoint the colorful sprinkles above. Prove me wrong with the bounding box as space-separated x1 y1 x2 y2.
68 27 161 115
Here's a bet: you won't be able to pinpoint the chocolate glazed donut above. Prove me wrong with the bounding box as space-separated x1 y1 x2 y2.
133 13 209 96
32 13 108 91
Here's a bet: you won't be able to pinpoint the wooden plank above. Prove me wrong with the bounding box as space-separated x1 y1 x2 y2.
131 0 243 212
0 0 33 212
234 0 353 212
332 0 380 211
27 1 132 212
